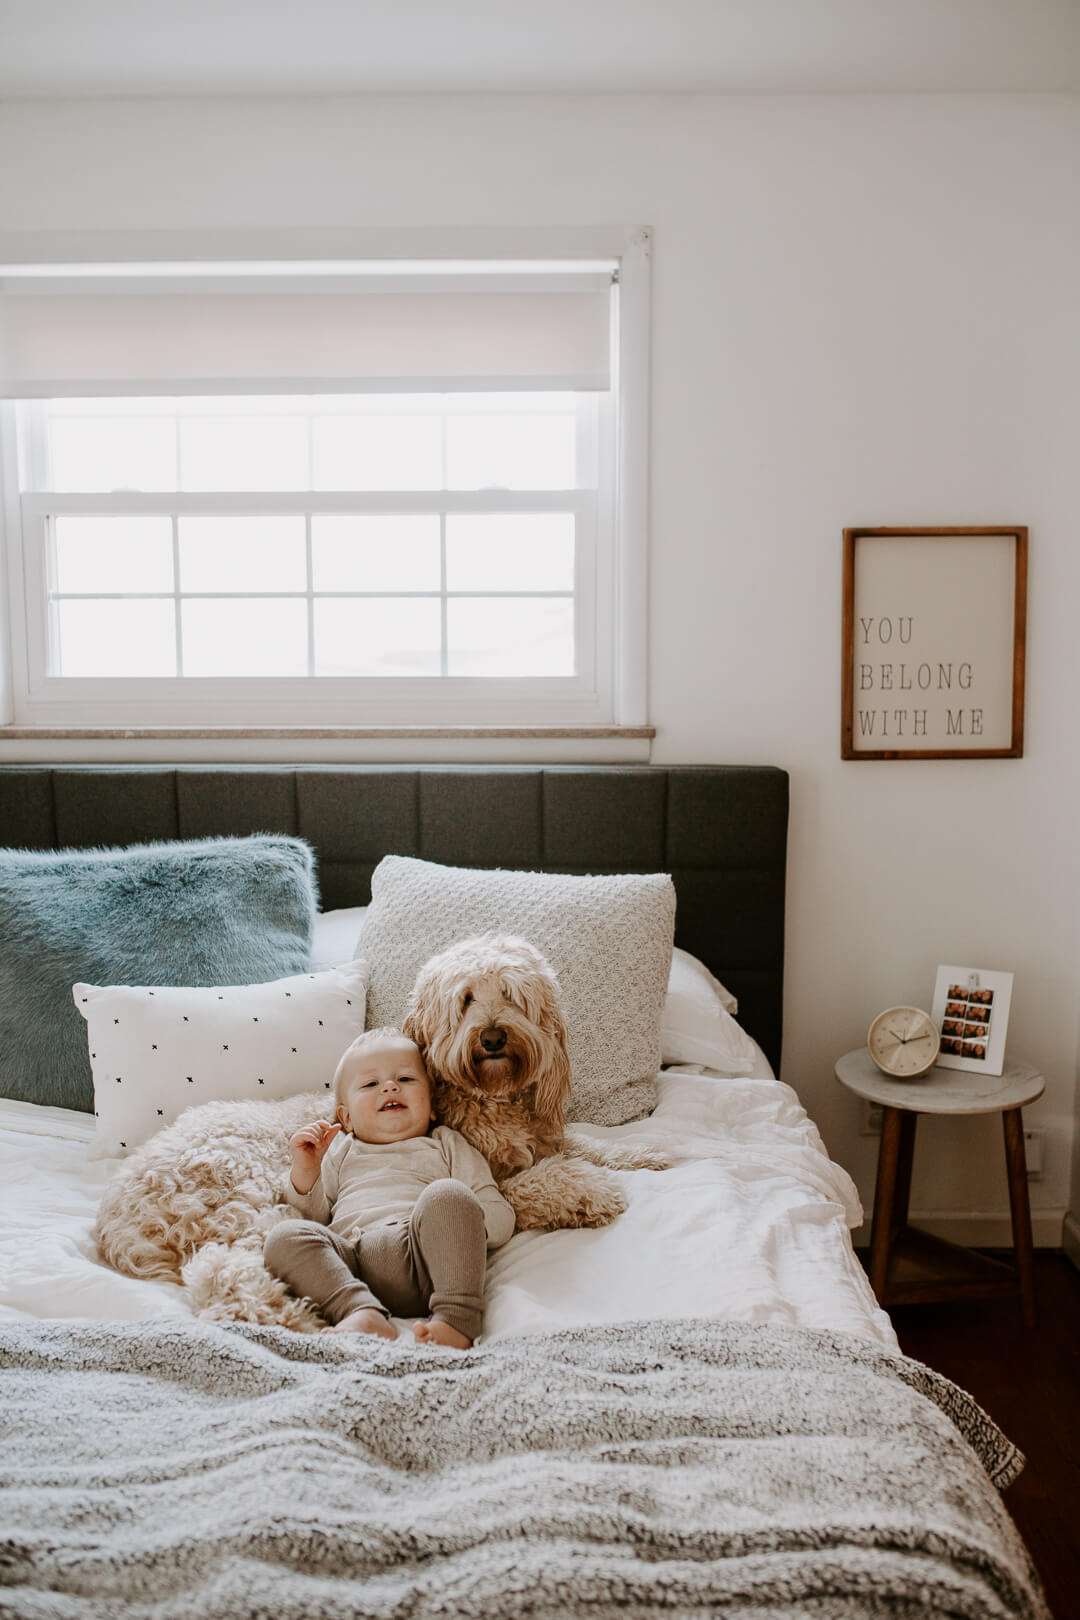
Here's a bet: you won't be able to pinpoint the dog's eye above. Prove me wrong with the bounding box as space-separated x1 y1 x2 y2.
499 978 528 1013
461 992 473 1010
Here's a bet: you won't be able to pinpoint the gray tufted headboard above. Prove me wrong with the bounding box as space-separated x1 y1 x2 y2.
0 764 789 1072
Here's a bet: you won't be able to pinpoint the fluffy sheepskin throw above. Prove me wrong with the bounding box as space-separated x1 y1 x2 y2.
95 1091 329 1332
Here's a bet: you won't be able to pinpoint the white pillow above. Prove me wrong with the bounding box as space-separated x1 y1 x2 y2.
356 856 676 1127
74 961 368 1159
673 946 738 1015
309 905 368 970
661 948 758 1076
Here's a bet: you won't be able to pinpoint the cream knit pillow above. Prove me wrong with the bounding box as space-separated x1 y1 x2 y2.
357 855 676 1126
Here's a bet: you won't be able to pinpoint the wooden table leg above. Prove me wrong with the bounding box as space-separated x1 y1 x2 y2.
1002 1107 1037 1328
869 1106 908 1304
891 1110 917 1240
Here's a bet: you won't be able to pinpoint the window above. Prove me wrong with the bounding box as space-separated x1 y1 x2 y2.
0 238 649 730
21 391 593 693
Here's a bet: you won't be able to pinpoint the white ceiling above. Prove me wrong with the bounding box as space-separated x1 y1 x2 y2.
0 0 1078 99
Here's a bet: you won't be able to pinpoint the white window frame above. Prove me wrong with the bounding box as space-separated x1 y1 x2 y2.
0 227 650 732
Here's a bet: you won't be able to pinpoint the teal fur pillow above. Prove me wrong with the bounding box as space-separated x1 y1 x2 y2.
0 835 318 1113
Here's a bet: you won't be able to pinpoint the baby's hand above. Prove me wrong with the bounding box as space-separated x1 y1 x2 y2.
289 1120 341 1194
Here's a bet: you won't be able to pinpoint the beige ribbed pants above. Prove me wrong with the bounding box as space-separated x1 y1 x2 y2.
263 1178 487 1340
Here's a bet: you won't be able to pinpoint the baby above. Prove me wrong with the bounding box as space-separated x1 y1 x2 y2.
263 1027 515 1348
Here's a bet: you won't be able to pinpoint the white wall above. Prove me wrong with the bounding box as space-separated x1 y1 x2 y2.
1 91 1077 1240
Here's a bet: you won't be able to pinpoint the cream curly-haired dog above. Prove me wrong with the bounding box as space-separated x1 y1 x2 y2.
403 932 665 1230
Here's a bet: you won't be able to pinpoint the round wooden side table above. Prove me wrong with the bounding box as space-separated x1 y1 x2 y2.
835 1049 1045 1328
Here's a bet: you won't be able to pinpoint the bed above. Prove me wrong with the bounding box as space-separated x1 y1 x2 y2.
0 764 1048 1618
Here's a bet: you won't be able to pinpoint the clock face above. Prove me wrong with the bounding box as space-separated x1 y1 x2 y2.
867 1006 941 1077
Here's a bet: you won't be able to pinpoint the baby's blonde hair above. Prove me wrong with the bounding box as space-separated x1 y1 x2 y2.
332 1026 421 1115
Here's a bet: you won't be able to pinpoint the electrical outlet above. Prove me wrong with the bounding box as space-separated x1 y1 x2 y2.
861 1100 883 1136
1023 1128 1044 1180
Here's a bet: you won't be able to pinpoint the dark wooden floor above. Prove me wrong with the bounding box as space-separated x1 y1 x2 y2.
884 1252 1080 1620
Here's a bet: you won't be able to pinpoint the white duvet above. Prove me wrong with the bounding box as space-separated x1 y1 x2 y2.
0 1062 897 1351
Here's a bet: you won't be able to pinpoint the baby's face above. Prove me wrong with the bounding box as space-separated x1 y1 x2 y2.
336 1036 435 1145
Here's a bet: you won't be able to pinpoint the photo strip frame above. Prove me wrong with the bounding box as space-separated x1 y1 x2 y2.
930 965 1014 1076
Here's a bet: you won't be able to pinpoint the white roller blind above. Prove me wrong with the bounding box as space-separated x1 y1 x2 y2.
0 263 614 396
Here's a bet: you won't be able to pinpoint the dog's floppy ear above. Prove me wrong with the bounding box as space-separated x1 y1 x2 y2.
529 993 573 1129
401 1000 421 1050
402 970 433 1053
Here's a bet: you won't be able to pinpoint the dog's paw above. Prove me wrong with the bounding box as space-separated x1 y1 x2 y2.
599 1141 672 1172
562 1128 673 1173
502 1157 627 1231
565 1167 627 1228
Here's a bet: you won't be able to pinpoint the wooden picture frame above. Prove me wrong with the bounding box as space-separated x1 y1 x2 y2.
930 964 1014 1076
841 527 1027 760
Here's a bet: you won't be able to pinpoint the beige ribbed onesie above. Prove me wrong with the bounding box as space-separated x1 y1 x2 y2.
263 1125 515 1338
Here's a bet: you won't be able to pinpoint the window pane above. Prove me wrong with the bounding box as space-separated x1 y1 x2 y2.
181 599 308 676
312 415 442 491
446 412 576 490
448 598 574 675
28 391 598 699
179 516 307 593
446 514 574 592
312 515 440 592
314 598 441 676
57 599 176 676
48 416 177 492
180 415 308 491
54 514 174 594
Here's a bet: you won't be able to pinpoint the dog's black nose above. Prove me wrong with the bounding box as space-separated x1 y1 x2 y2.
479 1025 506 1054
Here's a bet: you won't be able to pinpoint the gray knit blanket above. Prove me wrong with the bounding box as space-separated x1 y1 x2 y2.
0 1317 1047 1620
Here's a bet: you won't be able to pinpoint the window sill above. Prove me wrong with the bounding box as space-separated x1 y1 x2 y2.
0 724 655 765
1 725 654 740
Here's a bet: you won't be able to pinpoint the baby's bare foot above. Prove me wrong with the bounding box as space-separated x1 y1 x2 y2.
413 1317 472 1350
321 1308 396 1339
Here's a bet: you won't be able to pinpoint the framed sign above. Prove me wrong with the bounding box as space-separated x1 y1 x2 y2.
842 527 1027 759
930 964 1013 1076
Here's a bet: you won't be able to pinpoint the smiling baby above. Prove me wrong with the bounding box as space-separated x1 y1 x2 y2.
263 1028 515 1347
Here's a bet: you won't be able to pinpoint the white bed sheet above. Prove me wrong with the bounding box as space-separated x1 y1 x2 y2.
0 1063 897 1351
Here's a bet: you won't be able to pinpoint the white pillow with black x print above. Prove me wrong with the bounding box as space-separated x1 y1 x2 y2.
74 961 368 1159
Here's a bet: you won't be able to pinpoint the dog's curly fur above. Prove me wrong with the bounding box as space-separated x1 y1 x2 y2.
95 932 666 1326
403 932 667 1231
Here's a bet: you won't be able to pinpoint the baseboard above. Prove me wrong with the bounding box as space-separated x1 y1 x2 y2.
853 1208 1065 1252
1064 1210 1080 1270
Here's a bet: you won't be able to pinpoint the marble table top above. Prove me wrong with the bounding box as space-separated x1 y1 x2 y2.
834 1048 1044 1115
